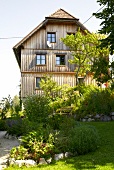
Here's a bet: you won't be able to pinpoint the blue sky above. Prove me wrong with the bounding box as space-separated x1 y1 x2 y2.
0 0 102 100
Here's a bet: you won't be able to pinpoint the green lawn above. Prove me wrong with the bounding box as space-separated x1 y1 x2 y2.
5 121 114 170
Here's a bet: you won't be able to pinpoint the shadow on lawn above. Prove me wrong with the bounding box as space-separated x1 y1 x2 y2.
57 150 114 170
60 121 114 170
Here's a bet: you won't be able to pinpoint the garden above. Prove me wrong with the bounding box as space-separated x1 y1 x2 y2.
0 77 114 170
5 121 114 170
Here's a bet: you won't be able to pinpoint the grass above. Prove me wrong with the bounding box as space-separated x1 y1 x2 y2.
5 121 114 170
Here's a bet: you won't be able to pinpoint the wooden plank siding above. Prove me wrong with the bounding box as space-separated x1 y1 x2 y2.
21 49 75 72
21 73 76 98
21 72 96 98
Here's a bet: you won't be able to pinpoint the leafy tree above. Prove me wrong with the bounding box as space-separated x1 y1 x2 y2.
23 95 52 123
12 95 21 114
61 30 109 85
0 95 13 119
91 56 114 85
93 0 114 55
40 75 61 99
0 95 22 119
12 95 20 106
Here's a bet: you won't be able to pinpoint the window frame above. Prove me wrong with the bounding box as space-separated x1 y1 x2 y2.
47 32 56 43
36 54 46 65
56 55 65 66
36 77 45 89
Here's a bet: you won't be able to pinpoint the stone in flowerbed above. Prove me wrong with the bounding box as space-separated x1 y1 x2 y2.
8 158 37 167
8 152 72 167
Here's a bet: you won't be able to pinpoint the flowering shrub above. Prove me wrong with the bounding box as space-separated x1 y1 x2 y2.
10 146 28 160
10 131 56 162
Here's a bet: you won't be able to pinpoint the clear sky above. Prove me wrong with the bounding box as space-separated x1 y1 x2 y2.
0 0 102 100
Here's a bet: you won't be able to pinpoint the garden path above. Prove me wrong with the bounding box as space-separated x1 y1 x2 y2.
0 131 19 170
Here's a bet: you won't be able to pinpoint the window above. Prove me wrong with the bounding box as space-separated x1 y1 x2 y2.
56 55 65 65
78 77 84 84
67 32 75 36
36 54 46 65
36 77 41 88
36 77 45 88
47 32 56 43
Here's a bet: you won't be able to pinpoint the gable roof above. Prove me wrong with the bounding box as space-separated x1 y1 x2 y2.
13 8 90 68
48 8 78 20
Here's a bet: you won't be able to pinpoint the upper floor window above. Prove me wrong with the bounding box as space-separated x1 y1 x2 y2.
47 32 56 43
56 55 65 65
36 54 46 65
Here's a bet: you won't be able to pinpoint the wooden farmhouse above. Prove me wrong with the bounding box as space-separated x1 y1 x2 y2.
13 8 96 99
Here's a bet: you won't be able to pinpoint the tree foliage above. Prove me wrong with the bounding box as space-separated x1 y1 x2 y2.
23 95 52 123
93 0 114 54
0 95 13 119
40 75 62 99
0 95 21 119
12 95 21 114
91 56 112 84
61 30 109 85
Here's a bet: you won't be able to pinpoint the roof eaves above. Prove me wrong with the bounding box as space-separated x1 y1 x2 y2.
13 47 21 68
45 17 78 21
13 19 47 49
76 20 91 33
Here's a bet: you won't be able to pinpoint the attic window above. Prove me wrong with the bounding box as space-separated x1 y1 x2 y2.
47 32 56 43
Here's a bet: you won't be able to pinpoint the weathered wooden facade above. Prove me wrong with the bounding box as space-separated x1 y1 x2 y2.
13 9 96 98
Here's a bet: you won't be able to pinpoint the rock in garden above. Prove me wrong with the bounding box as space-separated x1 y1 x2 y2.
54 153 64 161
39 158 47 164
10 159 36 167
46 157 52 164
100 115 111 122
110 112 114 120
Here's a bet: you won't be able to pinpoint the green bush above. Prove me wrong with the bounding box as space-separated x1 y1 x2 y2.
77 88 114 117
23 95 52 123
52 85 98 119
55 119 99 155
0 119 7 130
10 145 28 160
68 125 99 154
5 117 44 137
66 85 114 119
10 130 55 162
5 117 25 137
48 114 65 130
